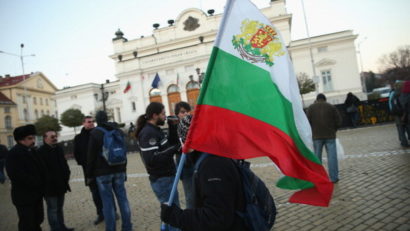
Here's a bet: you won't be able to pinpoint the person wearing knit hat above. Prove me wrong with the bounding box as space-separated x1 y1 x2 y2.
6 124 47 230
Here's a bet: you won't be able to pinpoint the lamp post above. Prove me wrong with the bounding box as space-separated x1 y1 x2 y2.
195 67 205 86
357 37 367 92
100 80 110 113
300 0 319 95
0 43 35 122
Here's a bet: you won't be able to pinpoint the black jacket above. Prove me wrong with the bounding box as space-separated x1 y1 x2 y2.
0 144 8 160
73 127 92 166
87 122 127 178
164 154 248 231
138 123 179 181
6 144 46 206
37 144 71 197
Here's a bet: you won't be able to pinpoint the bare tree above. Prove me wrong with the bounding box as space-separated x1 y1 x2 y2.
297 72 316 95
379 45 410 84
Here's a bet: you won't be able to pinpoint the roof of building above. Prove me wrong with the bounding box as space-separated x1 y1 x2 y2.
0 74 31 87
0 92 16 105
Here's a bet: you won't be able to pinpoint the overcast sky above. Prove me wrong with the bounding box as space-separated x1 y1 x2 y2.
1 0 409 89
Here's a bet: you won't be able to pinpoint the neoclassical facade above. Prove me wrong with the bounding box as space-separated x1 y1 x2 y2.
56 0 364 140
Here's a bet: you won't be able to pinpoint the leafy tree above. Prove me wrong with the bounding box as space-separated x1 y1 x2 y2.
379 45 410 84
60 109 84 134
34 115 62 136
297 72 316 94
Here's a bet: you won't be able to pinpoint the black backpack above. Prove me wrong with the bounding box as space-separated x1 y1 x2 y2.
195 153 277 231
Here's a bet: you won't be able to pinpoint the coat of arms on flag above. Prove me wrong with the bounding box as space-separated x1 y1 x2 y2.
232 19 285 66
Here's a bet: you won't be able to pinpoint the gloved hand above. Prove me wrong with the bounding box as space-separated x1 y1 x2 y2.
161 203 183 227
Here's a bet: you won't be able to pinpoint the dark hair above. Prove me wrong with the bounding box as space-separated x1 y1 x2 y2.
316 93 326 101
43 130 56 139
83 115 93 122
95 111 108 125
135 102 164 138
174 101 191 115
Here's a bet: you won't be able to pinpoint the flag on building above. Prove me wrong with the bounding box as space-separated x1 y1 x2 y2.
151 73 161 88
123 81 131 93
183 0 333 207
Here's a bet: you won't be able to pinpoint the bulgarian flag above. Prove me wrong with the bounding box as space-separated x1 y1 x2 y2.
123 81 131 93
183 0 333 207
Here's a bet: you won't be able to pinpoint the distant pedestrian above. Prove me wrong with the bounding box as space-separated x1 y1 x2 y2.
74 116 106 225
87 111 132 231
128 122 135 137
0 143 8 184
399 80 410 143
6 125 46 231
174 101 195 209
307 94 342 183
135 102 181 231
38 130 74 231
344 92 360 127
388 81 409 147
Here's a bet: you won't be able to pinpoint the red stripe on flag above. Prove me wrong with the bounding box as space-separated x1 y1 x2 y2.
184 104 333 207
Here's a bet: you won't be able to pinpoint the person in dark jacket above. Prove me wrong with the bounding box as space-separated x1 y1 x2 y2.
135 102 181 231
174 101 195 209
6 124 46 231
87 111 132 231
0 143 8 184
38 130 74 231
73 116 105 225
307 93 342 183
160 115 248 231
344 92 361 127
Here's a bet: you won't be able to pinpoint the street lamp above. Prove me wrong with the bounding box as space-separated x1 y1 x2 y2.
0 44 36 122
196 67 205 86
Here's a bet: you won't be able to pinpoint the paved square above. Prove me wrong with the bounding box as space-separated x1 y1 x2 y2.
1 123 409 230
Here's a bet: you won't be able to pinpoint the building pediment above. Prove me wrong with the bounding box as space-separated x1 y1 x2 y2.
315 58 336 67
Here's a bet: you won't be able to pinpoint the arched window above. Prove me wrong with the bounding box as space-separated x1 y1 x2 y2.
149 88 162 103
5 116 12 129
186 81 200 113
167 84 181 115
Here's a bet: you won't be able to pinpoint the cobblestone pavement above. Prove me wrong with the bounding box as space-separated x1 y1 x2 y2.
1 123 409 231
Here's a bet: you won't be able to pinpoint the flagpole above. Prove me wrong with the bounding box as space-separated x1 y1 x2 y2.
161 137 187 231
214 0 235 47
300 0 319 95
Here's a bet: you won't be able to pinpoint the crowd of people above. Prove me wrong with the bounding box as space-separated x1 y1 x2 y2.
2 81 409 231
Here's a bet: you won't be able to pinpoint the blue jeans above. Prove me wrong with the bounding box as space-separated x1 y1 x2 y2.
181 167 194 209
45 195 67 231
96 172 132 231
0 159 5 183
313 139 339 182
150 176 180 231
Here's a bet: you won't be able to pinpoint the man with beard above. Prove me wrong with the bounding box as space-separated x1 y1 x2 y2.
74 116 105 225
6 125 46 231
135 102 181 231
